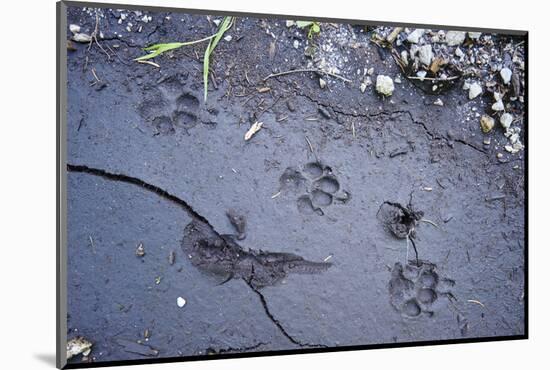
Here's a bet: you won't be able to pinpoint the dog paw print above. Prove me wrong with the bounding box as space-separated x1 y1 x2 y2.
278 161 350 216
137 74 216 136
388 261 455 318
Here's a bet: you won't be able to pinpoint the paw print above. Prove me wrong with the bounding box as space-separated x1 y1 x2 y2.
388 261 455 318
278 161 350 216
137 74 217 136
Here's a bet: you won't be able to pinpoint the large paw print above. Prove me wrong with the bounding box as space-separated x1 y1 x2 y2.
388 261 455 318
137 74 217 136
278 161 350 216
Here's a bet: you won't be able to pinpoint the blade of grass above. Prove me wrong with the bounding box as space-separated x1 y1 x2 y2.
203 16 234 101
134 34 217 61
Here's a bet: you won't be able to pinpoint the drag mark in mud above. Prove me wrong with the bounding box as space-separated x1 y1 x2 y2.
181 221 332 289
279 161 350 216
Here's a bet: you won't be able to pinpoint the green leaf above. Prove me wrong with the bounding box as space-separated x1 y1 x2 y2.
296 20 314 28
311 23 320 34
134 36 216 61
203 16 233 102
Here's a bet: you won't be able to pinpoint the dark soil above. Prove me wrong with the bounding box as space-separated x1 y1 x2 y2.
65 5 526 365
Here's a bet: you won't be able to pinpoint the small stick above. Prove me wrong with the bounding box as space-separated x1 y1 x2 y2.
467 299 486 308
138 60 160 68
419 218 439 228
407 75 460 82
263 68 352 83
89 235 96 254
271 191 281 199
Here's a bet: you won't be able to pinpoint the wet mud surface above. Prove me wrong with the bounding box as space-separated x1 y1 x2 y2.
65 6 526 365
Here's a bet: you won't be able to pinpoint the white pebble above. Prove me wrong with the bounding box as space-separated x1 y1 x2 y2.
446 31 466 46
177 297 186 307
500 67 512 84
376 75 394 96
69 24 81 34
492 100 505 111
468 82 482 99
407 29 424 44
500 113 513 128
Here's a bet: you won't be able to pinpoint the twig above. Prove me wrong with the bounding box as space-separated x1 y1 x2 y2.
419 218 439 228
263 68 351 83
407 75 460 82
467 299 486 308
89 235 96 254
138 60 161 68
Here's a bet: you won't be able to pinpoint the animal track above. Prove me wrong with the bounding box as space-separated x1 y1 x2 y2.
137 74 216 135
388 261 455 318
279 161 350 216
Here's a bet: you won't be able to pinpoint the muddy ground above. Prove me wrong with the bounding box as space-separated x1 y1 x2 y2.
65 5 526 365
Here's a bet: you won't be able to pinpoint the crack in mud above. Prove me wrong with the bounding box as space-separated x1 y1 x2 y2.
67 163 330 348
66 164 218 231
295 92 486 154
245 280 328 348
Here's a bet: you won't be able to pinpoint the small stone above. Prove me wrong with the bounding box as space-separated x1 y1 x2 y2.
376 75 394 96
293 40 299 49
213 19 221 26
483 138 491 145
135 242 145 257
500 113 513 129
468 82 482 99
434 98 444 106
224 35 232 42
141 15 149 23
69 24 81 34
318 106 331 119
500 67 512 84
468 32 482 40
394 76 402 84
418 45 433 66
367 67 374 75
416 70 427 81
446 31 466 46
407 29 424 44
360 82 367 93
319 78 326 89
177 297 186 308
120 13 126 20
285 20 295 27
480 115 495 133
455 47 464 58
492 100 505 111
400 50 409 65
72 33 92 43
497 152 503 159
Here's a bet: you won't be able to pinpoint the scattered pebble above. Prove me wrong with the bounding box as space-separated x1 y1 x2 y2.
468 82 482 99
500 67 512 84
418 45 433 66
135 242 145 257
468 32 482 40
177 297 187 307
492 100 505 111
446 31 466 46
434 98 444 106
416 70 427 81
72 33 92 43
224 35 232 42
293 40 299 49
69 24 81 34
319 78 326 89
376 75 394 96
480 115 495 133
407 29 424 44
500 113 513 129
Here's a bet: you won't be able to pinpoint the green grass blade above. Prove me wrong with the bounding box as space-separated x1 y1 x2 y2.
203 16 233 102
134 35 216 61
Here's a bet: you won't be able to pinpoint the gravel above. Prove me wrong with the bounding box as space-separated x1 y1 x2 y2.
500 113 514 129
418 45 434 66
468 82 483 99
500 67 512 84
407 29 424 44
480 115 495 133
492 100 505 111
446 31 466 46
376 75 394 96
